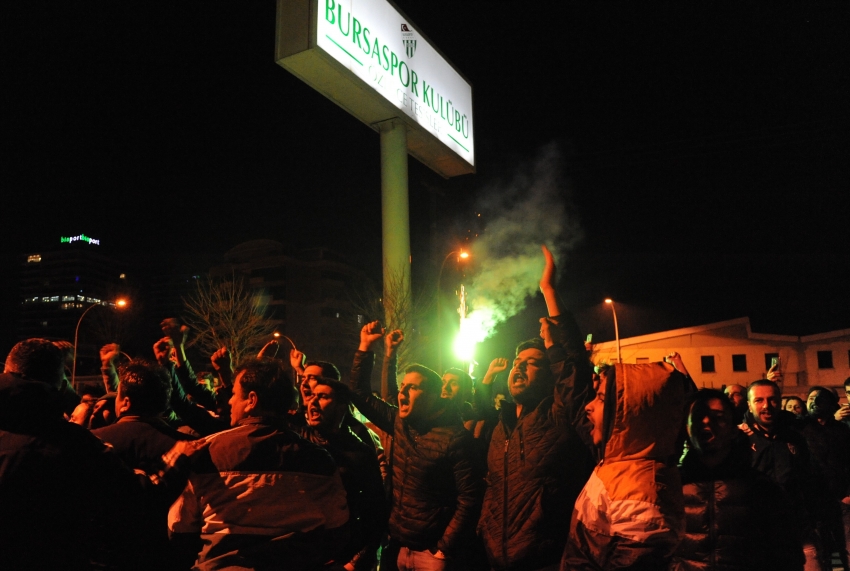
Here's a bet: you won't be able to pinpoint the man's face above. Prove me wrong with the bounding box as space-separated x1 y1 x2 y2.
300 365 324 404
306 381 345 430
398 372 436 421
689 398 735 456
725 385 746 409
785 398 804 417
228 372 253 427
509 348 548 402
441 373 461 400
585 382 607 446
748 385 781 429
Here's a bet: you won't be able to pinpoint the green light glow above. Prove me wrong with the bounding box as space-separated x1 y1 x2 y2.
454 308 495 362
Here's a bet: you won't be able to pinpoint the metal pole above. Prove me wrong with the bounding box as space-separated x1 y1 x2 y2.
377 119 411 328
72 303 101 385
610 303 621 363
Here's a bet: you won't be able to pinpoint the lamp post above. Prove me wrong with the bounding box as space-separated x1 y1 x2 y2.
72 298 127 384
604 298 621 364
437 249 469 373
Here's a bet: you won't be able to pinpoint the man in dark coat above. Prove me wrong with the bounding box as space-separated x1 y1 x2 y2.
0 339 199 570
349 322 482 571
480 245 593 571
301 375 389 571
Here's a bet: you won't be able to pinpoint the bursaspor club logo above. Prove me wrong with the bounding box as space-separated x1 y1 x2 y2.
401 24 416 58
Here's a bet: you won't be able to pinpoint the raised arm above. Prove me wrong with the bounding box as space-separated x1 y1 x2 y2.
381 329 403 403
349 321 397 435
540 244 565 318
537 246 592 425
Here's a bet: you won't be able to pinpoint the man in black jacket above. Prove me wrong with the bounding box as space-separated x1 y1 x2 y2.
349 322 482 571
479 246 593 571
301 375 389 571
742 379 825 570
1 339 200 570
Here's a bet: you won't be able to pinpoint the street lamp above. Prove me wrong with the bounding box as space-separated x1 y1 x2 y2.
604 298 622 364
437 249 470 372
72 298 128 384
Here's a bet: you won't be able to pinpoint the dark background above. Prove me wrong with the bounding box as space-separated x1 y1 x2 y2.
2 1 848 360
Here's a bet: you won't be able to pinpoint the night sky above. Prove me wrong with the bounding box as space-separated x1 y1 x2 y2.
2 1 848 356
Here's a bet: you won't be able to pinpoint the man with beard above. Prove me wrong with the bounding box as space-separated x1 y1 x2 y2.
301 376 389 571
478 246 594 571
742 380 823 570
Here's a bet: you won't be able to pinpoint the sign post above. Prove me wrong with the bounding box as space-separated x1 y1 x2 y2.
275 0 474 324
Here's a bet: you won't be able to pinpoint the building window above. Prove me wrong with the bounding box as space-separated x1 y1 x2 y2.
764 352 779 371
732 354 747 372
27 254 42 263
817 351 833 369
119 273 126 279
701 356 716 373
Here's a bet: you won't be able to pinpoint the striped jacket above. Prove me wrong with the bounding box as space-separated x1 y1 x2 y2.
563 362 687 571
168 416 349 570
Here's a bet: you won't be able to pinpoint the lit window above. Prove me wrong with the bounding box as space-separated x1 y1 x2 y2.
27 255 42 263
50 296 59 302
42 297 50 302
701 356 716 373
86 297 95 303
77 295 84 301
817 351 833 369
732 354 747 372
119 273 126 279
62 295 74 301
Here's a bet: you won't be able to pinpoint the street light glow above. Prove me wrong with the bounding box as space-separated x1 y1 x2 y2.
116 298 128 308
459 250 469 259
604 298 613 304
273 332 281 338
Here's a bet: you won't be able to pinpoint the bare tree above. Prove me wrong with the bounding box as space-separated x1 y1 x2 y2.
182 275 276 366
347 267 431 395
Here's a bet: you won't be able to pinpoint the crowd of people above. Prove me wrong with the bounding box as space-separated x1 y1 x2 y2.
2 245 849 571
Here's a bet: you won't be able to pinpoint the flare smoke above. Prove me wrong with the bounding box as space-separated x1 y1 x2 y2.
460 144 582 352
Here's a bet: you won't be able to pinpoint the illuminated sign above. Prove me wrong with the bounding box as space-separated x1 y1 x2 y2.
276 0 474 177
60 234 100 245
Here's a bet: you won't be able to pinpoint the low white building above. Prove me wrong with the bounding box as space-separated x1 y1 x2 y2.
592 317 850 399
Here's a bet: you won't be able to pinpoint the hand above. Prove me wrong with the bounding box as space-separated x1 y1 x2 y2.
359 321 385 353
835 405 850 422
482 358 508 385
664 352 689 376
766 364 782 383
153 338 174 367
210 347 233 373
289 349 306 374
100 343 121 367
539 244 556 293
168 437 211 460
539 317 561 349
69 401 94 427
258 340 280 359
385 329 404 358
161 318 189 346
738 422 753 436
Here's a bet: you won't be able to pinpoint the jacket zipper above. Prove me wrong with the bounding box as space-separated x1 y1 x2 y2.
503 438 509 565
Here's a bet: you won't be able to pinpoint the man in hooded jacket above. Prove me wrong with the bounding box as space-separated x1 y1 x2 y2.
562 358 687 570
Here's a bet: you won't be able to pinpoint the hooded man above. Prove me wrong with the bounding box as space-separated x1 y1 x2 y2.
563 361 687 570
